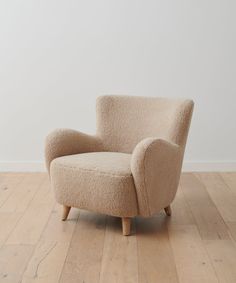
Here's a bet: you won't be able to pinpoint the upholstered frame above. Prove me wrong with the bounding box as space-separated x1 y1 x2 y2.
45 95 194 235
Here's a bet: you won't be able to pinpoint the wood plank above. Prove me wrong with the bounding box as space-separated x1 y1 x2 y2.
59 211 106 283
196 173 236 222
220 172 236 195
0 173 46 213
0 212 23 248
21 204 79 283
99 216 138 283
170 186 195 225
168 225 218 283
136 215 179 283
204 239 236 283
0 172 235 283
0 174 46 248
0 173 25 207
215 173 236 242
226 222 236 242
6 177 54 245
180 173 229 240
0 244 34 283
0 174 7 205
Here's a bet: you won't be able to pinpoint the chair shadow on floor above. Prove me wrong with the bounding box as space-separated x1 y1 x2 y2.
70 208 172 237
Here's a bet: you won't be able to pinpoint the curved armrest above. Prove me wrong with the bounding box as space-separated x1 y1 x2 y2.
131 138 183 216
45 128 103 172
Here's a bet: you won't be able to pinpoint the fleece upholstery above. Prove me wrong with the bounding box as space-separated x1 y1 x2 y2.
45 95 194 217
50 152 138 217
96 96 193 152
45 129 103 172
131 138 183 216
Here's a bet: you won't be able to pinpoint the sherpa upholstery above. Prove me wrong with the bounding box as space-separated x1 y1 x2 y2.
45 95 194 217
50 152 138 217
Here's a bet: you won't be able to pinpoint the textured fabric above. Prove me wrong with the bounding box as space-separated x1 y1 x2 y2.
50 152 138 217
131 138 183 216
45 95 194 217
53 152 132 176
96 95 193 152
45 128 103 172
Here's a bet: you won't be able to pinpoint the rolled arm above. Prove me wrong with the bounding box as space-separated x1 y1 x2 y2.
131 138 183 216
45 128 103 173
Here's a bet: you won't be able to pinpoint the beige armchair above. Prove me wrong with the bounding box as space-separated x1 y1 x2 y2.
45 95 194 235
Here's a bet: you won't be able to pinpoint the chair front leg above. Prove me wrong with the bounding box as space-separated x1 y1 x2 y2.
122 217 131 236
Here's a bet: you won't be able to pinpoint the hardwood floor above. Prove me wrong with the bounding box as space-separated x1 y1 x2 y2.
0 172 236 283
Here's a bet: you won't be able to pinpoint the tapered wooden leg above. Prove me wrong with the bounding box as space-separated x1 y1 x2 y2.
122 217 131 236
164 205 172 216
62 205 71 221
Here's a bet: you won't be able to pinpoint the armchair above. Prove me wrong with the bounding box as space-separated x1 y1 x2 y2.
45 95 194 235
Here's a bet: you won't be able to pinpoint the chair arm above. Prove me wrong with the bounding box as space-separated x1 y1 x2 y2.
45 128 103 173
131 138 183 216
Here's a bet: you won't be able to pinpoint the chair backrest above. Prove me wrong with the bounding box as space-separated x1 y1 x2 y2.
96 95 194 153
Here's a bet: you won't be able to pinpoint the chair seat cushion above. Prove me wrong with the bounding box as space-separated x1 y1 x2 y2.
50 152 138 217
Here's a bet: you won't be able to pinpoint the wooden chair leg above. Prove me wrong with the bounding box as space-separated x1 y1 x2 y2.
164 205 172 216
62 205 71 221
122 217 131 236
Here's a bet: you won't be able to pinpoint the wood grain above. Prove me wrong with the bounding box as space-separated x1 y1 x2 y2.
196 173 236 222
204 239 236 283
59 211 106 283
168 225 218 283
21 204 79 283
99 216 138 283
0 245 34 283
6 177 54 245
0 174 45 248
0 173 45 213
170 187 195 225
180 173 229 240
0 172 236 283
0 173 25 207
136 216 179 283
220 172 236 195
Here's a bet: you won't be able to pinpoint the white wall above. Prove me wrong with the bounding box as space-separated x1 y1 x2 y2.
0 0 236 171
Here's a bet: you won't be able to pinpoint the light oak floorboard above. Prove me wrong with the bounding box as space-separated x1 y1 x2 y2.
0 172 236 283
0 173 45 213
170 186 195 225
204 239 236 283
136 216 179 283
59 211 106 283
180 173 229 240
0 174 45 248
6 177 54 245
99 216 138 283
219 173 236 242
169 225 218 283
0 212 23 248
220 173 236 195
196 173 236 222
0 244 34 283
21 204 79 283
226 222 236 243
0 173 25 207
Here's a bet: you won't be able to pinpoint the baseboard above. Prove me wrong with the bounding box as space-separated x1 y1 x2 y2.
0 160 236 172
